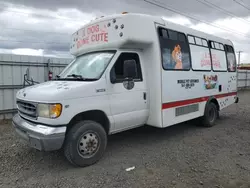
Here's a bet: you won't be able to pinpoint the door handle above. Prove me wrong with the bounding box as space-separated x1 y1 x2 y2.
143 92 146 100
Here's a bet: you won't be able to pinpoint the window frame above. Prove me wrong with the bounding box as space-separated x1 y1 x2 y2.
110 52 143 84
225 44 237 72
208 40 228 72
187 34 211 72
158 27 192 71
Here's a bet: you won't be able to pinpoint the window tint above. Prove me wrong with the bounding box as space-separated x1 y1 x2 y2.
110 53 142 82
225 45 236 72
178 33 186 42
159 28 191 70
159 29 168 38
168 30 178 40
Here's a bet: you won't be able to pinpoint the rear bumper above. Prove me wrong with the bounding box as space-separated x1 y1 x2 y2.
12 114 66 151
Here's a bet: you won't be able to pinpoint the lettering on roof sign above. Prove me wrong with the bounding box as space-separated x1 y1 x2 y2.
76 23 109 49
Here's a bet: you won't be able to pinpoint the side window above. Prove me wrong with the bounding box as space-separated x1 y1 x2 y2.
110 53 143 83
202 39 208 47
188 36 195 44
209 40 227 71
187 35 211 71
225 45 237 72
159 28 191 70
195 37 202 46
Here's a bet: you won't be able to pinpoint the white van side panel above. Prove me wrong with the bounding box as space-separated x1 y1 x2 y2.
158 20 237 127
161 71 237 127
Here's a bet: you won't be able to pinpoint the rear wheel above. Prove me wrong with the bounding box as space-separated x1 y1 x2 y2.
201 102 218 127
64 120 107 167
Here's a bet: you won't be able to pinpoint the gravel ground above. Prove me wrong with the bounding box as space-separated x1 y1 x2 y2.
0 90 250 188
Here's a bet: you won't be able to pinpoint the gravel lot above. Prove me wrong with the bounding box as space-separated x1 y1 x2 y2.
0 90 250 188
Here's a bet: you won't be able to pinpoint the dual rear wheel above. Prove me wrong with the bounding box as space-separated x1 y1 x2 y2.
201 102 219 127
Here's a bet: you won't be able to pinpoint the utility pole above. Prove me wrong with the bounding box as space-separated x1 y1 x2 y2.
237 51 243 66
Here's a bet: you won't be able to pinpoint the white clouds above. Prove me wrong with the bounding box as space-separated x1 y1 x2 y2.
0 5 94 34
0 1 250 64
162 16 192 26
0 4 95 56
11 48 44 56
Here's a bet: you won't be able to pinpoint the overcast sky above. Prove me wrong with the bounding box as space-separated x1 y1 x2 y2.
0 0 250 63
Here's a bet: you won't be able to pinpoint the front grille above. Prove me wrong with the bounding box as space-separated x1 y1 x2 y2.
17 100 37 118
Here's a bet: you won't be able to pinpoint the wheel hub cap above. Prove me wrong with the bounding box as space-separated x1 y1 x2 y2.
78 133 99 156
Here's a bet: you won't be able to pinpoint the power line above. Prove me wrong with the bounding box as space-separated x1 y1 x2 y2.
195 0 250 25
0 8 86 23
233 0 250 11
143 0 250 39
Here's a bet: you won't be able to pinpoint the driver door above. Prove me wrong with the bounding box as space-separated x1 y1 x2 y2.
107 52 149 133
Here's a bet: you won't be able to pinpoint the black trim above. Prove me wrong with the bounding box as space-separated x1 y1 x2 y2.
158 27 191 71
110 52 143 84
187 34 209 48
208 40 225 51
19 114 67 128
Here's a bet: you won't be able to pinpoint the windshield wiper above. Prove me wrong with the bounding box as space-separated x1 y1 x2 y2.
66 74 98 81
67 74 83 79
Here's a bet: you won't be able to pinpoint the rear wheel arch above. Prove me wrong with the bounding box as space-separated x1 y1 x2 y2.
206 97 220 112
201 97 219 127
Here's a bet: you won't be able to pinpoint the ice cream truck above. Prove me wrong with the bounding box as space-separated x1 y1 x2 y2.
12 13 238 167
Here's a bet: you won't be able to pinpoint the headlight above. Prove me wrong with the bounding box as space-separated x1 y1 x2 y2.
37 103 62 118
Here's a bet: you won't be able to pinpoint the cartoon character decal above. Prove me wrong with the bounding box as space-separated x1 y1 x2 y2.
203 75 218 90
172 44 183 69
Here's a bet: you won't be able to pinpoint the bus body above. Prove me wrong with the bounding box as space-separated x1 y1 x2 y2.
12 13 238 167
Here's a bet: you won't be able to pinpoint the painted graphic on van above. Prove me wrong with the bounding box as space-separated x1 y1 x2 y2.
203 75 218 90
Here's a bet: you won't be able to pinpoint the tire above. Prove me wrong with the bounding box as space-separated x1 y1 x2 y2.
201 102 218 127
64 120 107 167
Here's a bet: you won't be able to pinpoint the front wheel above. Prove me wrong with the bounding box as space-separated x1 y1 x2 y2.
64 120 107 167
201 102 218 127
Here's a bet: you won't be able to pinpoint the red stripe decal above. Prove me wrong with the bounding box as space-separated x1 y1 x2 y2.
162 92 237 110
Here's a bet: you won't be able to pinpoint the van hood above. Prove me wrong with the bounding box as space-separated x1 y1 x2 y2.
16 80 104 102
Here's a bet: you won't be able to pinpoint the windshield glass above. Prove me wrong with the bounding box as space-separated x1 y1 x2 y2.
59 51 115 80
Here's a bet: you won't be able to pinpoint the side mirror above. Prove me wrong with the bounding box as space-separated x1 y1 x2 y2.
124 59 137 79
26 68 30 80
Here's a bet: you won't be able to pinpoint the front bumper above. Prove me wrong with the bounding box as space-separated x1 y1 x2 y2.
12 114 66 151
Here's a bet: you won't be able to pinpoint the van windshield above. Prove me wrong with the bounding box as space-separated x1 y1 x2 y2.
59 51 115 80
